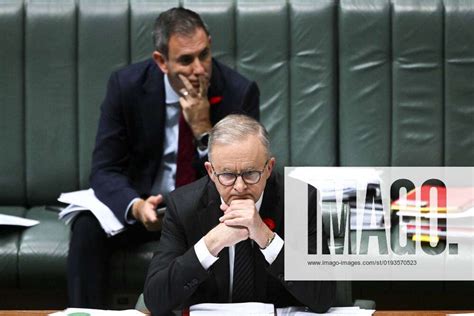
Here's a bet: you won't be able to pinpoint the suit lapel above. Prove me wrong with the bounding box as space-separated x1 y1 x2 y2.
255 173 283 301
208 60 227 124
198 180 230 302
141 61 166 160
259 173 283 232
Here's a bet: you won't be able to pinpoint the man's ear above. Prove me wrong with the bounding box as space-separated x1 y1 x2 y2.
265 157 276 178
152 51 168 74
204 162 214 180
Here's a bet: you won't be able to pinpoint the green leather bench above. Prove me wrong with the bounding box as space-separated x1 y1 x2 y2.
1 0 473 310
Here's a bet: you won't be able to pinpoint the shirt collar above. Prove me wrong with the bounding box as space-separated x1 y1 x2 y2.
164 74 180 104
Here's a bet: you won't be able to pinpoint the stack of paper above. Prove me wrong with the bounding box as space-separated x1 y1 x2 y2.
288 168 382 201
392 186 474 213
392 186 474 241
190 302 274 315
350 206 385 230
58 189 125 237
277 306 375 315
49 308 145 316
188 304 375 316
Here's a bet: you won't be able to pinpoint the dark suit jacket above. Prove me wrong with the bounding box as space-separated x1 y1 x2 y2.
90 58 259 224
144 173 336 316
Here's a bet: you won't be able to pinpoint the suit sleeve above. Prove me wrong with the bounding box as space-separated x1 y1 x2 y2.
90 72 139 224
144 196 211 316
265 186 336 313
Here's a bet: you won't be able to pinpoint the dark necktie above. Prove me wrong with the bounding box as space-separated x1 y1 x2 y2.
175 112 196 187
232 239 255 302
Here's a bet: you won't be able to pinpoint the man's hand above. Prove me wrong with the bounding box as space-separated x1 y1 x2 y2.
204 222 249 257
178 74 212 137
132 194 164 232
219 199 274 249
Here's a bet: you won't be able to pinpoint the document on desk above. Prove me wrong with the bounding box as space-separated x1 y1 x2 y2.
49 308 145 315
276 306 375 315
190 302 274 315
57 188 125 237
0 213 39 227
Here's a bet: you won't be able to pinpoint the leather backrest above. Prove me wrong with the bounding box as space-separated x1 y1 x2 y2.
0 0 26 204
0 0 472 206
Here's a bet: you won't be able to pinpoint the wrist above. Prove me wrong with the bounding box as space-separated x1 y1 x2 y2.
195 131 210 151
204 233 222 257
132 199 145 219
191 121 212 138
259 231 276 250
255 225 274 249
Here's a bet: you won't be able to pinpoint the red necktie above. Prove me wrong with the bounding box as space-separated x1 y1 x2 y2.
175 112 197 187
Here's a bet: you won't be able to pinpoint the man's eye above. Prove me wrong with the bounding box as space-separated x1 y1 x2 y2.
178 56 193 65
243 171 259 179
199 49 209 60
220 173 236 180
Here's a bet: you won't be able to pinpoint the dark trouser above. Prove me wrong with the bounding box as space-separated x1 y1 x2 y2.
67 211 159 308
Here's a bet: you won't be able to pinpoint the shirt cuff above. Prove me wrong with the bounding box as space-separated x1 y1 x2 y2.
194 237 219 270
124 197 141 225
260 233 284 264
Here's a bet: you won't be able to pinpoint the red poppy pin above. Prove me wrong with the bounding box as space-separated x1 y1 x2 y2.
263 218 276 231
209 96 223 105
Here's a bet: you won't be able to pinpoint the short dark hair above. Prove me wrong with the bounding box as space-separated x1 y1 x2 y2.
153 7 210 58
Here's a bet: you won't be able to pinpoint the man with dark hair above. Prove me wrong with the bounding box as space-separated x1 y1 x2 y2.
144 115 335 316
67 7 259 308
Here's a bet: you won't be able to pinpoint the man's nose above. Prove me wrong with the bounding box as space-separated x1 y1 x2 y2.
192 58 205 75
232 175 247 192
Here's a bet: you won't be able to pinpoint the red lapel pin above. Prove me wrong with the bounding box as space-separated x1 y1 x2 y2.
209 96 223 105
262 218 276 231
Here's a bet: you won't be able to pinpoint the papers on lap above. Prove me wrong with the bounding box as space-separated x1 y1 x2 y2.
58 188 125 237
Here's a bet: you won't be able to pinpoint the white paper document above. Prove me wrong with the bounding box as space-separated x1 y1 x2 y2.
190 302 274 315
188 304 374 316
0 213 39 227
397 207 474 219
277 306 375 316
49 308 145 316
58 188 125 237
287 168 382 201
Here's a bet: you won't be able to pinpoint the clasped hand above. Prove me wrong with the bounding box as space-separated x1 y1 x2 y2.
204 199 272 256
219 199 265 241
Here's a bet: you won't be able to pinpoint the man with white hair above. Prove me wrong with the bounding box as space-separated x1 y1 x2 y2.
144 114 335 315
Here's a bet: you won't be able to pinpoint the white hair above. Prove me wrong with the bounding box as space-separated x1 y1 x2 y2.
208 114 271 161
